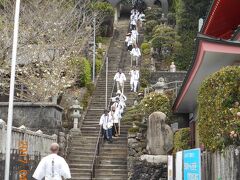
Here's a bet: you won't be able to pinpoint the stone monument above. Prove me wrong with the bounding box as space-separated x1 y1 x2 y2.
146 112 173 155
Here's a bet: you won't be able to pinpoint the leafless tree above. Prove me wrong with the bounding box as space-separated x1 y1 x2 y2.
0 0 111 102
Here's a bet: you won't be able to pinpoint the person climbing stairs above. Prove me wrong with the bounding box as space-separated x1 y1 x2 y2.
68 19 132 180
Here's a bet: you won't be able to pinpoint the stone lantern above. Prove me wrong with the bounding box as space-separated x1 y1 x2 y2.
70 99 83 135
152 77 166 94
160 13 167 25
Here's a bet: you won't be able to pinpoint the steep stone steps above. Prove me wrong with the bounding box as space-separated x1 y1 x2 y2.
93 22 134 180
68 20 130 180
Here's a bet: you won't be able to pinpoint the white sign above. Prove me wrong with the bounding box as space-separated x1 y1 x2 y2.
176 151 183 180
168 155 173 180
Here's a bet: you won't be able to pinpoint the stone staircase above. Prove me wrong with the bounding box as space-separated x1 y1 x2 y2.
68 20 133 180
93 21 135 180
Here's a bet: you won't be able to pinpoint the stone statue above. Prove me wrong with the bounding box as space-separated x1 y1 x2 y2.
170 62 176 72
152 77 166 93
146 112 173 155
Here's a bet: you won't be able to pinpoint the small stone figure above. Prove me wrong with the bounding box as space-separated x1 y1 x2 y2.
170 62 176 72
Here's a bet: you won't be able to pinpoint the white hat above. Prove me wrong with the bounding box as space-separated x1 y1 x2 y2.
116 90 121 94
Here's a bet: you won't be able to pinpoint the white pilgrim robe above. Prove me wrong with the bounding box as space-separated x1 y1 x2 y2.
130 70 139 92
127 37 134 47
111 94 127 103
114 73 126 84
130 70 139 84
33 154 71 180
131 30 139 43
111 102 124 116
99 114 113 130
110 110 120 123
130 48 141 58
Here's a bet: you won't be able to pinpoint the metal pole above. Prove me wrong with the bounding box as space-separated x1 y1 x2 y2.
105 57 108 109
92 15 96 83
5 0 21 179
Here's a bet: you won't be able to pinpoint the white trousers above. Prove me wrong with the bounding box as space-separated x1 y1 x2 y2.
131 56 139 66
130 80 138 92
117 81 124 93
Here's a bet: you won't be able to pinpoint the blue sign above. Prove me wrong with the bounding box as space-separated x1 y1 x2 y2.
183 148 201 180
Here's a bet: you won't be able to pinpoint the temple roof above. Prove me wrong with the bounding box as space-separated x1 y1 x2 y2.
173 35 240 113
201 0 240 39
173 0 240 113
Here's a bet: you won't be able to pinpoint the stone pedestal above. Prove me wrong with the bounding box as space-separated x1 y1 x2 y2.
140 155 168 164
70 128 81 136
146 112 173 155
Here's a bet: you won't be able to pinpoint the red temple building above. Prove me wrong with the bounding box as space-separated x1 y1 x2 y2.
172 0 240 147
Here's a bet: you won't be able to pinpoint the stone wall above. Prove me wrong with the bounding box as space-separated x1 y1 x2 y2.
0 102 63 134
150 71 187 84
128 132 167 180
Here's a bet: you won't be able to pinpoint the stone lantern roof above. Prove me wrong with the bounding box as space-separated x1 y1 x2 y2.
69 99 83 111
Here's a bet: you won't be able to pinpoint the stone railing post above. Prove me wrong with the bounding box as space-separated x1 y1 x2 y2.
59 132 66 157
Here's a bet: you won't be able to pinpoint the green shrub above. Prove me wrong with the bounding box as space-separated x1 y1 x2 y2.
151 36 162 49
140 92 171 117
171 0 210 70
140 67 151 88
82 91 90 110
198 66 240 151
128 127 140 133
123 107 145 123
167 13 176 25
145 7 163 21
72 57 91 87
69 57 91 87
173 128 190 153
91 2 114 16
96 58 103 75
96 36 104 44
97 36 110 44
145 20 158 35
86 82 95 95
123 92 171 124
141 43 151 55
81 82 95 110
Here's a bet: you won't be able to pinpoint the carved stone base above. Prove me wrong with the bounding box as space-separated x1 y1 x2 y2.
70 128 81 136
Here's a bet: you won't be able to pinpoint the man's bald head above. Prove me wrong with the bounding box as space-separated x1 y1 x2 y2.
50 143 59 154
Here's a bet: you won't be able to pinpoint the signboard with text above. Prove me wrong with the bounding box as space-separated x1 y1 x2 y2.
183 148 201 180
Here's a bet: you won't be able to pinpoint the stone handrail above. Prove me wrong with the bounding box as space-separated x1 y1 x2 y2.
144 81 183 95
0 119 57 158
